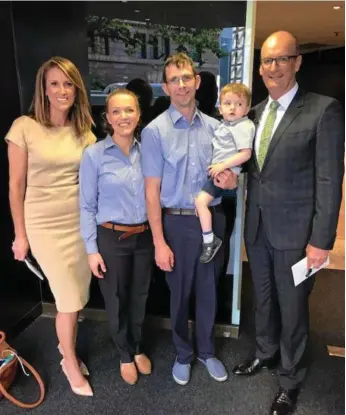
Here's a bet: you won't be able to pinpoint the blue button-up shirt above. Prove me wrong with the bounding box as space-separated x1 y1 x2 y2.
79 135 147 254
141 104 221 208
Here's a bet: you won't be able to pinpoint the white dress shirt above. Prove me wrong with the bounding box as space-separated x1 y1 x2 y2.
255 83 299 157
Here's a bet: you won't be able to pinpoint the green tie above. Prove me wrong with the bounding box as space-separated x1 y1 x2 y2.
257 101 279 170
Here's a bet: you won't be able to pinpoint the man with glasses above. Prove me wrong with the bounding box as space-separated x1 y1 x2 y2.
232 31 344 415
141 53 236 385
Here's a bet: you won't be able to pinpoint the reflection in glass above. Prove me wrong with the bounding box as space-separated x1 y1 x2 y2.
85 4 247 327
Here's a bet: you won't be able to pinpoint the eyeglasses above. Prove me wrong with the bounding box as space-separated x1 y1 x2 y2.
166 74 195 85
261 55 298 68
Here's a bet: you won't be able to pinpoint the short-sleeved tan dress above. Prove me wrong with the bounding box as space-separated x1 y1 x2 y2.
6 115 96 312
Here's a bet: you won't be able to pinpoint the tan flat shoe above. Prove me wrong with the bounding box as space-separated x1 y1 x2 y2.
120 362 138 385
134 354 152 375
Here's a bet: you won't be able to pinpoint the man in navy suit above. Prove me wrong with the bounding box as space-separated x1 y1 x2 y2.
232 31 344 415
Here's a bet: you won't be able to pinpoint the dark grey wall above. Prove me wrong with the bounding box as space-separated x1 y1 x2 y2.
0 2 42 337
10 1 91 305
12 1 90 113
0 1 90 335
297 48 345 106
251 47 345 106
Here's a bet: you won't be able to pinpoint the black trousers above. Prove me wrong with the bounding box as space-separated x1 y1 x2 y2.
163 207 225 364
97 225 154 363
245 216 315 390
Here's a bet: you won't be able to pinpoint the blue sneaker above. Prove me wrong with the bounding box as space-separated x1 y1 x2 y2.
172 359 191 385
198 357 228 382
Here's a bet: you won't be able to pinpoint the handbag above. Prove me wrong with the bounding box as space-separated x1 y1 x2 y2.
0 331 45 409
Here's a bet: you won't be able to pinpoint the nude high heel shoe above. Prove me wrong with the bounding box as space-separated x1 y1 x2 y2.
61 358 93 397
58 343 90 376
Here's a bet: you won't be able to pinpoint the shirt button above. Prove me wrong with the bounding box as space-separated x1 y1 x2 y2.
191 162 195 166
190 144 194 148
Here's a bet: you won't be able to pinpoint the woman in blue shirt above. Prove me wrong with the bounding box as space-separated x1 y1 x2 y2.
79 89 153 385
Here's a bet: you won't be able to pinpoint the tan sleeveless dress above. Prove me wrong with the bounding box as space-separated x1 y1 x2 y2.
6 116 96 312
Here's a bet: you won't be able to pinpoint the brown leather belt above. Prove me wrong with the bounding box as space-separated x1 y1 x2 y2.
163 205 223 216
101 222 149 240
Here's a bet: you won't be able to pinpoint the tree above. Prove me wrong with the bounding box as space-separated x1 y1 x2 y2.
86 16 228 67
149 24 228 65
87 16 147 56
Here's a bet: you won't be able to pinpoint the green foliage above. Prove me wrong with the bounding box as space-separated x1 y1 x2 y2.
86 16 229 66
86 16 145 55
151 25 228 64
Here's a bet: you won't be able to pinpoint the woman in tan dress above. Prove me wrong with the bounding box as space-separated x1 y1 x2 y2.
6 57 95 396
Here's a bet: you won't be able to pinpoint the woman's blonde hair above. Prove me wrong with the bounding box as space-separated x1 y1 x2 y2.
29 56 94 138
103 88 141 136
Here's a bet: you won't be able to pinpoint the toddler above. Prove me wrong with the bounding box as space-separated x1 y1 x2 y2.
195 83 255 263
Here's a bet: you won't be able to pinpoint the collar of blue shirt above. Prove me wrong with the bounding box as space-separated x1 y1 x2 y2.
104 134 140 151
168 104 202 125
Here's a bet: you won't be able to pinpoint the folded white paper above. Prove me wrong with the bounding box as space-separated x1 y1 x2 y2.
291 256 330 287
25 257 44 281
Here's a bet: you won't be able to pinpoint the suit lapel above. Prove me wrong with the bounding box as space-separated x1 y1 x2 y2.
253 100 267 128
261 88 305 172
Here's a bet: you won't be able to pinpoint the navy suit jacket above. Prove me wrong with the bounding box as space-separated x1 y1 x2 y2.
245 88 344 250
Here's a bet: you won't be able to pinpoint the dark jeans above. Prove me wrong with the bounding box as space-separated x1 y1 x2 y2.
163 206 225 364
97 225 154 363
